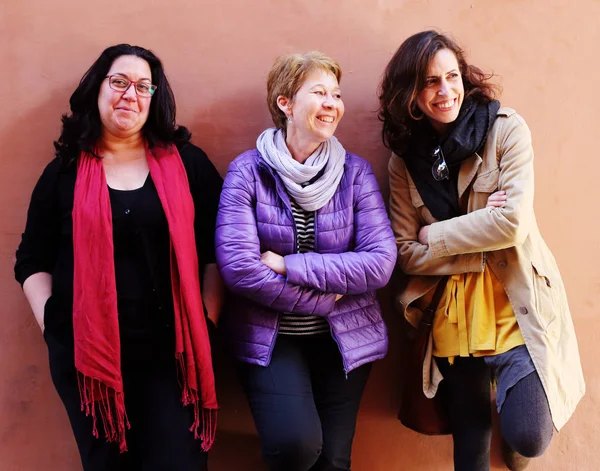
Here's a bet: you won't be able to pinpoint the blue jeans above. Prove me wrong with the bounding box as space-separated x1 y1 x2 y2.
237 334 372 471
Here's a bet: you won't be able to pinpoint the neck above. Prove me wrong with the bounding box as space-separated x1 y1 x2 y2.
284 128 321 164
98 131 145 160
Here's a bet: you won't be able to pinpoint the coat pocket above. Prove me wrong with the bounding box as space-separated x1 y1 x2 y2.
473 167 500 193
409 185 425 208
531 261 558 331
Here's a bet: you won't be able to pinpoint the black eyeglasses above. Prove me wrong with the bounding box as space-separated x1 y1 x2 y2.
105 75 157 97
432 146 449 181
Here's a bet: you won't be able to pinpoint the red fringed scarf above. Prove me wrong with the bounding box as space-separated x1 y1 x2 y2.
72 144 218 453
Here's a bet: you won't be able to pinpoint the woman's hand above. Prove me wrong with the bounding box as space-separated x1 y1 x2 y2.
260 251 287 276
418 225 430 246
486 190 507 208
22 272 52 333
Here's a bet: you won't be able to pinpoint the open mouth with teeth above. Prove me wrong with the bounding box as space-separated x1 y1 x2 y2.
317 116 335 123
433 98 458 111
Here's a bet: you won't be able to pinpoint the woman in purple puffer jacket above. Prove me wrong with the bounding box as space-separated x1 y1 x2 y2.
215 52 397 471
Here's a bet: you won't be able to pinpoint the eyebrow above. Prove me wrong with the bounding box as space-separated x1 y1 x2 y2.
112 72 152 81
309 83 341 91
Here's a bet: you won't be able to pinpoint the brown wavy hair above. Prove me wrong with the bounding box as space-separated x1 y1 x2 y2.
378 30 500 154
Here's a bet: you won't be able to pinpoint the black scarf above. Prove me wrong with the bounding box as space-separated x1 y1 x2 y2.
401 99 501 221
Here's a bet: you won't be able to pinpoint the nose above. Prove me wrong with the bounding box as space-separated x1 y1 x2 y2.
437 79 450 96
322 93 335 109
122 83 137 100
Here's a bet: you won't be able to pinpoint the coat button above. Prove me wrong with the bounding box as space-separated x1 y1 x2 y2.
519 306 528 315
498 261 507 268
124 209 131 215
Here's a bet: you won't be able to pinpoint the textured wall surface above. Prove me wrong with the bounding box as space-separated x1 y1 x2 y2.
1 1 598 469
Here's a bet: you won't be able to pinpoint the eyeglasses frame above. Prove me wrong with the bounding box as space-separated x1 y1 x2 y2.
104 75 157 97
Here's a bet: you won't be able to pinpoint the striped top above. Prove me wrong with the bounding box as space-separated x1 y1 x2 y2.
279 198 330 336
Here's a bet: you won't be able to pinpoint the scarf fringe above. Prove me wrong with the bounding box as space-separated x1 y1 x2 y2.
176 353 218 451
77 372 130 453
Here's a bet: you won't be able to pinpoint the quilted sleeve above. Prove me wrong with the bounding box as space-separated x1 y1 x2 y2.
284 159 397 294
215 158 337 315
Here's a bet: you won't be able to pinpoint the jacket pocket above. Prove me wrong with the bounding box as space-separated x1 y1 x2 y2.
473 167 500 193
531 261 558 331
409 185 425 208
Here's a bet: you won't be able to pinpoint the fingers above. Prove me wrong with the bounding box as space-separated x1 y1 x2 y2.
486 190 507 208
260 251 272 262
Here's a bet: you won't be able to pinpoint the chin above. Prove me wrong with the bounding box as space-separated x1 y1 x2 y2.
437 111 459 125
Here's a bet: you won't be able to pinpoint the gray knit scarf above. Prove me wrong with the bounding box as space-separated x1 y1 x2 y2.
256 128 346 211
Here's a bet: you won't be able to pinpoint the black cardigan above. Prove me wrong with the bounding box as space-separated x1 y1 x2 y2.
14 142 222 345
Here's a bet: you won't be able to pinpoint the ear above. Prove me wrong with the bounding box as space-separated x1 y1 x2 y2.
276 95 292 117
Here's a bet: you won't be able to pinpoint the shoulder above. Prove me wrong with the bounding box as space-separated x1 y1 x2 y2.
228 149 260 171
388 151 406 173
493 106 531 137
224 150 263 184
175 142 222 195
344 152 375 179
35 157 73 190
176 141 212 171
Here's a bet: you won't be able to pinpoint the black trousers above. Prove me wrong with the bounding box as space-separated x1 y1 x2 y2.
44 331 208 471
237 334 372 471
438 356 553 471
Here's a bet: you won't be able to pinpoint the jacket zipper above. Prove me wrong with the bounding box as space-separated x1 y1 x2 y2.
314 208 349 377
262 161 348 377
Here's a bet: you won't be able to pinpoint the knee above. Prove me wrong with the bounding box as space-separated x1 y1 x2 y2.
263 433 322 471
504 428 552 458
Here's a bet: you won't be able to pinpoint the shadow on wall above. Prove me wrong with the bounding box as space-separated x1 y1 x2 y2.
186 88 273 176
0 88 82 470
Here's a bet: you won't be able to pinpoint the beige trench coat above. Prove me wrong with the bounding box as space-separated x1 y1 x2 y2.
388 107 585 430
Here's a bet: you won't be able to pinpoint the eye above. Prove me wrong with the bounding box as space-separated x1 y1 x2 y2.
448 72 460 80
334 93 342 99
425 78 437 87
313 90 325 96
111 77 128 87
137 83 151 92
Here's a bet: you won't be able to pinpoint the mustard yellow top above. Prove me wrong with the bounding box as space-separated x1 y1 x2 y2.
430 264 524 363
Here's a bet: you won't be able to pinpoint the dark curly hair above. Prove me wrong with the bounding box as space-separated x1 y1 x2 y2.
54 44 190 166
378 31 500 154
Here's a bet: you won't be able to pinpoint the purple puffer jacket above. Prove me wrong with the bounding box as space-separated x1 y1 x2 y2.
215 149 397 373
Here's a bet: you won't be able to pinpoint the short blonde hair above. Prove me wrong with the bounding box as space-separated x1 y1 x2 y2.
267 52 342 129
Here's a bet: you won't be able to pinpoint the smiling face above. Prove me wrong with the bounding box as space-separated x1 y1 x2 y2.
279 68 345 153
416 48 464 134
97 54 153 140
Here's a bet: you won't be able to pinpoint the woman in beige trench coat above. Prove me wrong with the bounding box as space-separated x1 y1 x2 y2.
379 31 584 471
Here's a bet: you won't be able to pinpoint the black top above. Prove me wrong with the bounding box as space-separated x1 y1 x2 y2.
14 143 223 347
108 177 170 343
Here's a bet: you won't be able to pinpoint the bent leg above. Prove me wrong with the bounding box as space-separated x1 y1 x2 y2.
500 371 553 458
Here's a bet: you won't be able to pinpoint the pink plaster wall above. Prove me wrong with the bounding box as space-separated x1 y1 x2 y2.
1 1 598 469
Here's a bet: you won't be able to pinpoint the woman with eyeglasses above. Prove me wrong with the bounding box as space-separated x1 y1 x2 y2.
379 31 584 471
14 44 221 470
215 52 397 471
